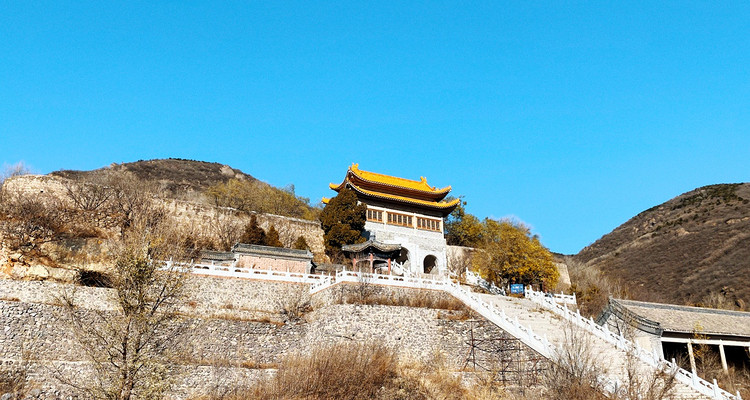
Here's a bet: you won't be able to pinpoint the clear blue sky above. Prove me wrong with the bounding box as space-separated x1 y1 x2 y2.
2 2 749 254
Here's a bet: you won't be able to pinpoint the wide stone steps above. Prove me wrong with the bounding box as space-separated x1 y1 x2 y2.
474 292 713 400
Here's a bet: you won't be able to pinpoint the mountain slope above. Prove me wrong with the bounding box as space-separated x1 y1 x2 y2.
51 158 317 220
574 183 750 307
51 158 255 196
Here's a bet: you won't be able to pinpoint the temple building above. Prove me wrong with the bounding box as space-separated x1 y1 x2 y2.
326 164 459 276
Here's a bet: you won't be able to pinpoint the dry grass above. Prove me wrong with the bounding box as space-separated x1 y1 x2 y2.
193 342 510 400
565 256 625 317
205 313 282 325
436 309 473 321
360 293 466 310
246 342 399 400
338 283 468 311
0 367 28 396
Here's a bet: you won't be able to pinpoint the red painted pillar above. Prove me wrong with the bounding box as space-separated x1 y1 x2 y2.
369 253 374 273
388 258 391 275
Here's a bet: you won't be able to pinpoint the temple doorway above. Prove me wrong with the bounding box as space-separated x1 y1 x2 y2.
424 255 438 274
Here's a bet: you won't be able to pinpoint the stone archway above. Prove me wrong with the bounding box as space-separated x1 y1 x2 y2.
393 247 410 274
396 248 410 265
423 255 438 274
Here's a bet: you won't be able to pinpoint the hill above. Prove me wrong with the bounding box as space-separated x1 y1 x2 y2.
51 158 317 219
51 158 255 197
574 183 750 308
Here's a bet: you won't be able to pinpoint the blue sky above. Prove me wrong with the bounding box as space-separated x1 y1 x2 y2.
2 2 749 254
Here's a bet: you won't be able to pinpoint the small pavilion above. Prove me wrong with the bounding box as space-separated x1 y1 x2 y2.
341 240 401 274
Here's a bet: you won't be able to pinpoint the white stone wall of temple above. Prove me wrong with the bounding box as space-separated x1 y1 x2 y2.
364 219 448 275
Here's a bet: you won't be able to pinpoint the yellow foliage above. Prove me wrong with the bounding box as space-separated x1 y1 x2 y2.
472 219 559 289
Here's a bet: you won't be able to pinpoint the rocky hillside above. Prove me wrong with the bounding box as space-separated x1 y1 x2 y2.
574 183 750 307
0 159 326 281
52 158 255 197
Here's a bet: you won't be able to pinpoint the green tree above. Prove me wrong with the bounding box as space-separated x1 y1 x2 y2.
293 235 309 251
264 225 284 248
472 218 559 290
319 187 367 260
240 215 266 245
444 197 483 247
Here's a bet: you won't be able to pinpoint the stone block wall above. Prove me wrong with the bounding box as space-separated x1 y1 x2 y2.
0 276 546 399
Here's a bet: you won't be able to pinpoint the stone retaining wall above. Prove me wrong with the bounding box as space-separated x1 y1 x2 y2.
0 276 545 399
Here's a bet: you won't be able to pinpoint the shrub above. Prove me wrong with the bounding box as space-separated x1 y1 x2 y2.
249 342 399 400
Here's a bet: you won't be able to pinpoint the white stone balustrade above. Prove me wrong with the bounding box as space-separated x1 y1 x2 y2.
525 286 742 400
176 260 739 399
175 261 328 285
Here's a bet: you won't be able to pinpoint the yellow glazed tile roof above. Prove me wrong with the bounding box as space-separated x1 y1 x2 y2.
347 163 451 194
348 184 460 210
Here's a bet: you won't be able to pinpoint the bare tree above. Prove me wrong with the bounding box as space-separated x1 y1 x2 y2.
211 209 244 251
275 284 311 322
106 171 160 234
0 161 31 185
0 188 65 250
272 221 297 248
542 321 608 400
58 217 192 400
63 176 114 213
0 345 34 398
617 350 677 400
447 250 473 278
350 272 381 304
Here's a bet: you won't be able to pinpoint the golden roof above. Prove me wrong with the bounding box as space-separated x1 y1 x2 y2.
348 185 460 210
325 164 459 214
333 163 451 195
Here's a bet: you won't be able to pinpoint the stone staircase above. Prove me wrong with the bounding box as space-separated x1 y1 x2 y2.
473 291 722 399
177 263 738 399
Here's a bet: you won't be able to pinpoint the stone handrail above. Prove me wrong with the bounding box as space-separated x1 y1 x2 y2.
183 261 328 284
334 270 452 291
524 287 741 400
550 291 577 305
445 282 553 358
309 275 334 294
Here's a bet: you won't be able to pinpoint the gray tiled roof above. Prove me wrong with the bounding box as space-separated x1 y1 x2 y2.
614 298 750 338
341 240 401 253
199 250 235 262
231 243 313 261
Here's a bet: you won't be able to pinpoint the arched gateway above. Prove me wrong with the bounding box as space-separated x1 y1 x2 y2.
325 164 458 276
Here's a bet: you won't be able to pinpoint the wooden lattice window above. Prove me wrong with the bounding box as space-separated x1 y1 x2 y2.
417 217 442 232
387 212 413 227
367 208 383 222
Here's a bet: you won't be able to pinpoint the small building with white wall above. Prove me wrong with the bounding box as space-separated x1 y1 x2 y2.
598 298 750 375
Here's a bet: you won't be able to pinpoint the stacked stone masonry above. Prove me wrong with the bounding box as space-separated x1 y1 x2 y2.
0 275 544 399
